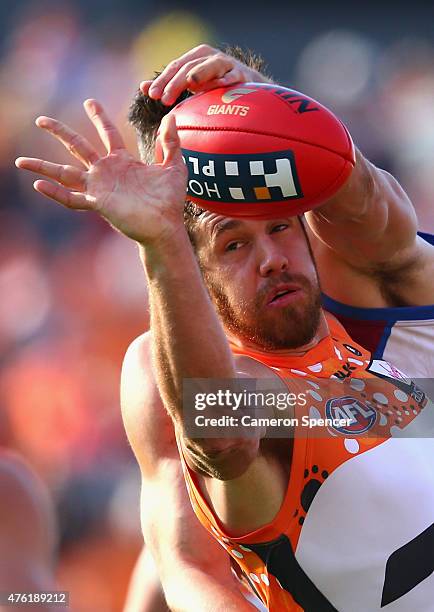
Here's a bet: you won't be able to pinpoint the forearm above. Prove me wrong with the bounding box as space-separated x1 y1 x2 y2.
306 149 418 264
310 149 376 222
162 562 255 612
140 228 236 423
140 481 256 612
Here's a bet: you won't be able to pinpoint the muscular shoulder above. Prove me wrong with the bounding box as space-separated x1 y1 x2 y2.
121 331 162 424
121 332 178 475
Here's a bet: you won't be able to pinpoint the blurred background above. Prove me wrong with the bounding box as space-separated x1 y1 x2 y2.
1 0 434 609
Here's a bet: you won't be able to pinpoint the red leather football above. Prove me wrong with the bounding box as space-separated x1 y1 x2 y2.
166 83 355 219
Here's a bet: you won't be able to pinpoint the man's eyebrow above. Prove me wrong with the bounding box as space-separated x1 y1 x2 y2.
212 219 244 240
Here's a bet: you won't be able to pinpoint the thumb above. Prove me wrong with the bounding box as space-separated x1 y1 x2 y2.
160 113 183 167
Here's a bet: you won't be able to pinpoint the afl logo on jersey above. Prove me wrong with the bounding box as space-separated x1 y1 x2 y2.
326 396 378 435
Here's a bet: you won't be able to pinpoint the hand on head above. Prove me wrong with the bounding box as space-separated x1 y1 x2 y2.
140 43 271 106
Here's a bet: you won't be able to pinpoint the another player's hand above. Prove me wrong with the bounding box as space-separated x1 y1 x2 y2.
15 99 187 245
141 44 270 106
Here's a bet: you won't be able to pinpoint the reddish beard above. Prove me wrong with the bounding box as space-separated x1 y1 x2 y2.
206 272 322 350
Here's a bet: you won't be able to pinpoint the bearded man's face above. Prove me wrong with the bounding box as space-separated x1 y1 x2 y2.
195 214 322 350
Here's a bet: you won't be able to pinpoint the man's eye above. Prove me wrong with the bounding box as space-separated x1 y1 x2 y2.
271 224 288 233
225 241 243 252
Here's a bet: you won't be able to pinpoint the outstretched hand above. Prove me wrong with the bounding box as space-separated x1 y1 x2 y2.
15 99 187 244
141 44 271 106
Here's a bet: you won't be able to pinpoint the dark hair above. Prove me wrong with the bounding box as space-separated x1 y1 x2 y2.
128 45 270 248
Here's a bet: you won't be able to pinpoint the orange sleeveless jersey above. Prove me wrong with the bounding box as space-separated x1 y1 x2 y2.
178 314 434 611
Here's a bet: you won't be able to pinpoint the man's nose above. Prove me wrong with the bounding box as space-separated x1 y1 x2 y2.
257 237 289 277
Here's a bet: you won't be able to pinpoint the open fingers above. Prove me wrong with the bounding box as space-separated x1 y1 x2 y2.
83 99 125 154
15 157 86 191
36 116 99 168
33 179 95 211
148 44 217 99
